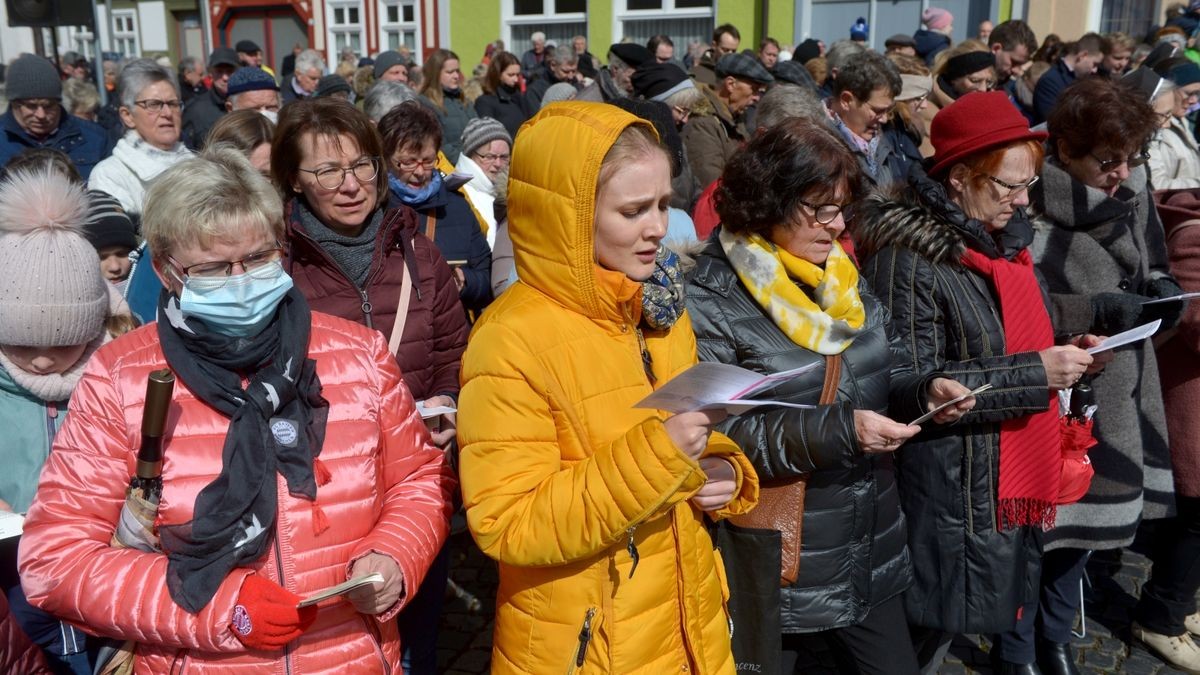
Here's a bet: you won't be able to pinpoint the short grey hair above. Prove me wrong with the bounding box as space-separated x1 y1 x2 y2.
664 85 704 111
295 49 325 76
756 85 827 130
608 52 633 74
825 40 867 76
142 145 283 260
531 31 546 44
178 55 199 79
364 80 417 122
118 58 179 109
548 47 578 67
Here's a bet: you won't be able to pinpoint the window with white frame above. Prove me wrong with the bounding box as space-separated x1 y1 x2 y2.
380 0 418 52
505 0 586 58
614 0 713 60
111 10 139 58
329 1 364 59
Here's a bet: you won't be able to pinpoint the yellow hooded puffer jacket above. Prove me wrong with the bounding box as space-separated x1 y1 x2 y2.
458 102 759 674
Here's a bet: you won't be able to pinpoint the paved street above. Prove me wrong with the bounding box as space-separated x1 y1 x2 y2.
435 522 1194 674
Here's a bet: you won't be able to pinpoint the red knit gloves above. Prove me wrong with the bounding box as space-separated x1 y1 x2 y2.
230 575 317 651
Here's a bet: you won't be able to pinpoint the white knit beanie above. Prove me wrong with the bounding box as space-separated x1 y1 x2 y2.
0 170 107 347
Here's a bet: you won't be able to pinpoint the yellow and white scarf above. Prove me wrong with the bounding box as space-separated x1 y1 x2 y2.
719 227 865 355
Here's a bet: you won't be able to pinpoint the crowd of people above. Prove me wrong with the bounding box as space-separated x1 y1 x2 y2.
4 4 1200 675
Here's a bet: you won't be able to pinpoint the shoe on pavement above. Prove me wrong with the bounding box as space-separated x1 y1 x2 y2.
1132 622 1200 674
1035 639 1079 675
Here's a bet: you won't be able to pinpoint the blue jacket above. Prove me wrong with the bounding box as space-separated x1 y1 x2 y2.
0 107 114 179
1032 59 1075 124
389 180 493 314
123 242 163 324
0 365 67 514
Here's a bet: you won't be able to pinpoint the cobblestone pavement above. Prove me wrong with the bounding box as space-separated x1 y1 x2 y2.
435 525 1192 674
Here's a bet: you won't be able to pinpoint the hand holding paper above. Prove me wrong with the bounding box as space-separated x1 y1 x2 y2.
1085 319 1162 355
634 362 820 415
911 383 992 425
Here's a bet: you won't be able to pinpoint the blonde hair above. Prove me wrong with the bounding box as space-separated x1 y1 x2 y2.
141 146 283 260
597 123 666 191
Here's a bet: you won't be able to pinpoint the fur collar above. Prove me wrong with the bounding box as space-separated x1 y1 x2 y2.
853 170 1035 266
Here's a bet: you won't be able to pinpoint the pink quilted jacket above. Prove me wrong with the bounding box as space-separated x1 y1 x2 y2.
18 313 455 674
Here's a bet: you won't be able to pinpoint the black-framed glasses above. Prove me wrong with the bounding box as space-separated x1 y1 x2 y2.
797 198 849 225
300 157 380 190
167 246 286 285
473 152 510 164
981 173 1040 199
1090 151 1150 173
134 99 183 114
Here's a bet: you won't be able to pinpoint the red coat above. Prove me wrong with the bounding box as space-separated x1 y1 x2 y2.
0 593 51 674
1157 190 1200 497
285 202 469 402
18 314 456 674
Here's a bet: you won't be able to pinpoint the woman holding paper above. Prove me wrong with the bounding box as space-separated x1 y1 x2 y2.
685 117 976 674
18 147 455 674
456 102 759 673
854 91 1099 673
1027 76 1187 671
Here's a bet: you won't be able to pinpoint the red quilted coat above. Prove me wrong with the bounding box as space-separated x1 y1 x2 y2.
18 313 455 674
0 592 52 674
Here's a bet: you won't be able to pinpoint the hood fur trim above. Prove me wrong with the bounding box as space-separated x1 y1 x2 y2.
852 189 966 265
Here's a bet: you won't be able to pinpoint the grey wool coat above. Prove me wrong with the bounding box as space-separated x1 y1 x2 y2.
1029 159 1176 551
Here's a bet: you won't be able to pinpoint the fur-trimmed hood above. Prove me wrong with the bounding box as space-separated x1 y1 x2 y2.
852 169 1035 266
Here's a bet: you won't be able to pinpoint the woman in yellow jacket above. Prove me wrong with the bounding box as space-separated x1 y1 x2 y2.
458 101 759 674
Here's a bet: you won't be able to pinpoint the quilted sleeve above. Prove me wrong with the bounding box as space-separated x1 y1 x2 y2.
348 330 456 622
458 322 707 567
18 358 251 652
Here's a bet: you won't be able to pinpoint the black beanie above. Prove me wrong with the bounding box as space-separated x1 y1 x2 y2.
631 62 692 101
941 51 996 81
84 190 137 252
795 39 821 65
610 98 684 179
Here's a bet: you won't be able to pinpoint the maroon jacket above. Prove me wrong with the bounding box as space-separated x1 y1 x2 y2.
285 201 469 402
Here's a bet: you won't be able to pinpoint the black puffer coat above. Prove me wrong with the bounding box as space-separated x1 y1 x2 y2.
853 173 1053 634
686 233 929 633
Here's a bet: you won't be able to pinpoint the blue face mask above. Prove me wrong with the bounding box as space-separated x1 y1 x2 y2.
178 262 294 337
388 170 443 206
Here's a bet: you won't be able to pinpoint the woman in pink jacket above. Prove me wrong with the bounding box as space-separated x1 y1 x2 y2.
17 146 455 674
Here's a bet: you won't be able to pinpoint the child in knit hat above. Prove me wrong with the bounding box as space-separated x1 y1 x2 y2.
83 190 139 291
0 168 132 673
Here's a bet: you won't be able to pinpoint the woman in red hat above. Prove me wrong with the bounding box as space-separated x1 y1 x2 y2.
852 90 1105 674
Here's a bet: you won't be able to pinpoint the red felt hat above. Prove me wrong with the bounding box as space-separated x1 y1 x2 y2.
928 91 1048 177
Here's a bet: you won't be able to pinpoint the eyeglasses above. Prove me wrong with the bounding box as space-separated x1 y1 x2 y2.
394 156 439 172
672 105 692 122
473 152 510 164
13 99 58 113
864 101 895 119
797 198 850 225
134 99 183 114
300 157 380 190
167 246 285 284
980 173 1040 199
1089 151 1150 173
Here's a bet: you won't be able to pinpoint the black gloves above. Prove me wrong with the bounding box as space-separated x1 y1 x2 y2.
1141 277 1186 331
1091 292 1149 335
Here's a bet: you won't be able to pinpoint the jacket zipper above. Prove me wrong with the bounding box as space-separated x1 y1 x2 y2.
170 649 190 674
566 607 598 674
272 534 293 675
625 526 640 578
360 615 393 674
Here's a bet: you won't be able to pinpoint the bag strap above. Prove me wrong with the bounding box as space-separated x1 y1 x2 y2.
425 212 438 243
387 245 415 355
819 354 842 405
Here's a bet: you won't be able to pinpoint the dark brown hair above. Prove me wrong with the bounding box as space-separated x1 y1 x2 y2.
484 51 519 95
377 100 443 162
716 118 863 237
2 147 82 184
270 97 386 204
1047 77 1157 161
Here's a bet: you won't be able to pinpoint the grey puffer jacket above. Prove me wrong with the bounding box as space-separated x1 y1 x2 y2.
853 173 1054 634
686 232 929 633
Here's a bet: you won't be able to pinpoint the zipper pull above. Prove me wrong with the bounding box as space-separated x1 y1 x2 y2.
575 607 596 668
635 328 656 385
626 527 640 578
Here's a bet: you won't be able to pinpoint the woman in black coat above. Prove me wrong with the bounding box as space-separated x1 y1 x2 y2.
853 91 1100 675
686 118 976 674
473 51 533 138
378 101 492 316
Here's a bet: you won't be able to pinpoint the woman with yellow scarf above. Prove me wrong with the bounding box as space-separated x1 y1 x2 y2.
685 117 975 673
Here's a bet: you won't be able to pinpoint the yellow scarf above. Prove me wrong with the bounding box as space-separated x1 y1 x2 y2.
718 228 865 355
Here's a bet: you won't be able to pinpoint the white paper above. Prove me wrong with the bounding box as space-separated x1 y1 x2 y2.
909 384 993 425
1141 292 1200 305
297 573 384 608
415 401 456 420
0 511 24 539
718 399 817 415
633 361 821 414
1086 319 1162 354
